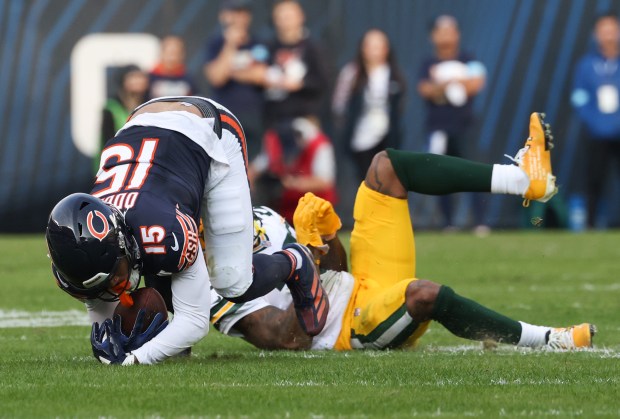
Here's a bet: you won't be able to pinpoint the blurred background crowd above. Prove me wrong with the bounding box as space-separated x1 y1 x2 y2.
0 0 619 233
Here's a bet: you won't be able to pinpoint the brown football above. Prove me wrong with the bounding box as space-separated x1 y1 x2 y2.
113 287 168 336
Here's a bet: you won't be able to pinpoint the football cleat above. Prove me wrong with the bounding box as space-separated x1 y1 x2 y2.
506 112 558 207
281 243 329 336
545 323 596 351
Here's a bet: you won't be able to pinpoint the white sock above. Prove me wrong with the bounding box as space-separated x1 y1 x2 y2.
517 321 551 348
286 248 304 270
491 164 530 196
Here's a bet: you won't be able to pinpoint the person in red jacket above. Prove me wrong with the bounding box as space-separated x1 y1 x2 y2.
249 116 336 223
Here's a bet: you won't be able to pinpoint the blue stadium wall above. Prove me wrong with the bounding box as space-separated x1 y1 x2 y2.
0 0 618 232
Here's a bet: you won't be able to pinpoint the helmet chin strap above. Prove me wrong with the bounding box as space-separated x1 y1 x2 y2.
113 280 134 307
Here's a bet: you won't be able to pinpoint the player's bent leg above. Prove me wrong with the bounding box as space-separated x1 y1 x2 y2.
350 279 430 350
430 284 595 350
202 132 255 298
350 182 416 287
364 150 408 198
202 131 310 307
404 280 441 323
431 285 522 344
383 148 494 195
366 112 559 203
279 243 330 337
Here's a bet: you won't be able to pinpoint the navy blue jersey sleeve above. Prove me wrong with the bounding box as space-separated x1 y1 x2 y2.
125 198 200 276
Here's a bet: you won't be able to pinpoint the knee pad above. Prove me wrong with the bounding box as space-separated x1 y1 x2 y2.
209 263 251 299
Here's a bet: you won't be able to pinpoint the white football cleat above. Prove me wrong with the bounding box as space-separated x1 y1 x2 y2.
545 323 596 351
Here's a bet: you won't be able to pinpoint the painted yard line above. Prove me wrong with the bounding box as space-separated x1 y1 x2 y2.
0 309 89 328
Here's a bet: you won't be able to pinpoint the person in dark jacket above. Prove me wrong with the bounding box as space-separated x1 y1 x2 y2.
417 15 487 232
332 28 406 180
262 0 328 130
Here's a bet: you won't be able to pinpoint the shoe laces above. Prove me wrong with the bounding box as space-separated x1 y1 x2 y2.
545 327 575 350
504 143 530 165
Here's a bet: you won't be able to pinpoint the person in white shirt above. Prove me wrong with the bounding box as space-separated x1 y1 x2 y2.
332 28 406 180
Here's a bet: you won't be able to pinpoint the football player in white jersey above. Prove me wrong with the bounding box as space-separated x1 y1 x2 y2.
202 112 595 351
206 205 354 350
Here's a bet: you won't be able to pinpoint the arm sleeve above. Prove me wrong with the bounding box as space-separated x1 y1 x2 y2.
132 255 211 364
85 299 118 324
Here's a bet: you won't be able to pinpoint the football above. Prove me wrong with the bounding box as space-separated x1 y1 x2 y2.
113 287 168 336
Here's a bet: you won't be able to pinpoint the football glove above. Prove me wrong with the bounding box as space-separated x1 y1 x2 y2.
308 193 342 237
90 319 112 362
293 198 324 249
90 319 131 365
295 193 342 241
111 310 168 353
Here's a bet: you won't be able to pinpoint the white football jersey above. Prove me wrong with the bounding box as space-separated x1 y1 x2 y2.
261 269 354 350
210 206 296 335
251 206 297 254
211 206 354 350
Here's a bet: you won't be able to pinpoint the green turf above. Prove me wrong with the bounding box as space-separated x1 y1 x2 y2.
1 231 619 418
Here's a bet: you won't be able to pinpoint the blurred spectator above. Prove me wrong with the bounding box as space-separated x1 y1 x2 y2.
96 64 149 173
148 35 198 98
204 0 268 160
332 28 406 181
249 116 336 223
262 0 328 128
571 12 620 229
417 15 486 232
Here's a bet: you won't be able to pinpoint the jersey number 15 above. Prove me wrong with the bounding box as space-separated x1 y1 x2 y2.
93 138 159 198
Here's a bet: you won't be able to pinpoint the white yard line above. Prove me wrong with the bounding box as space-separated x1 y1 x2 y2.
0 309 89 328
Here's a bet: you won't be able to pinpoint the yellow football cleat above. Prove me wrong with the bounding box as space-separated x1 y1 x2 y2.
507 112 558 207
545 323 596 350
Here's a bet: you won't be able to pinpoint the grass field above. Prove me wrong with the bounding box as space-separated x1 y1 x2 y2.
1 231 619 418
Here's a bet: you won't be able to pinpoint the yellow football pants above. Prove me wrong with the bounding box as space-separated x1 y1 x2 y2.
336 182 429 350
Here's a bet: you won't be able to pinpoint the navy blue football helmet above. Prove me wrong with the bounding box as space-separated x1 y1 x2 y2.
46 193 142 301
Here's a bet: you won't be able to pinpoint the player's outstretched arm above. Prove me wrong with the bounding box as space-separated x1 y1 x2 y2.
233 305 312 350
317 235 348 272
